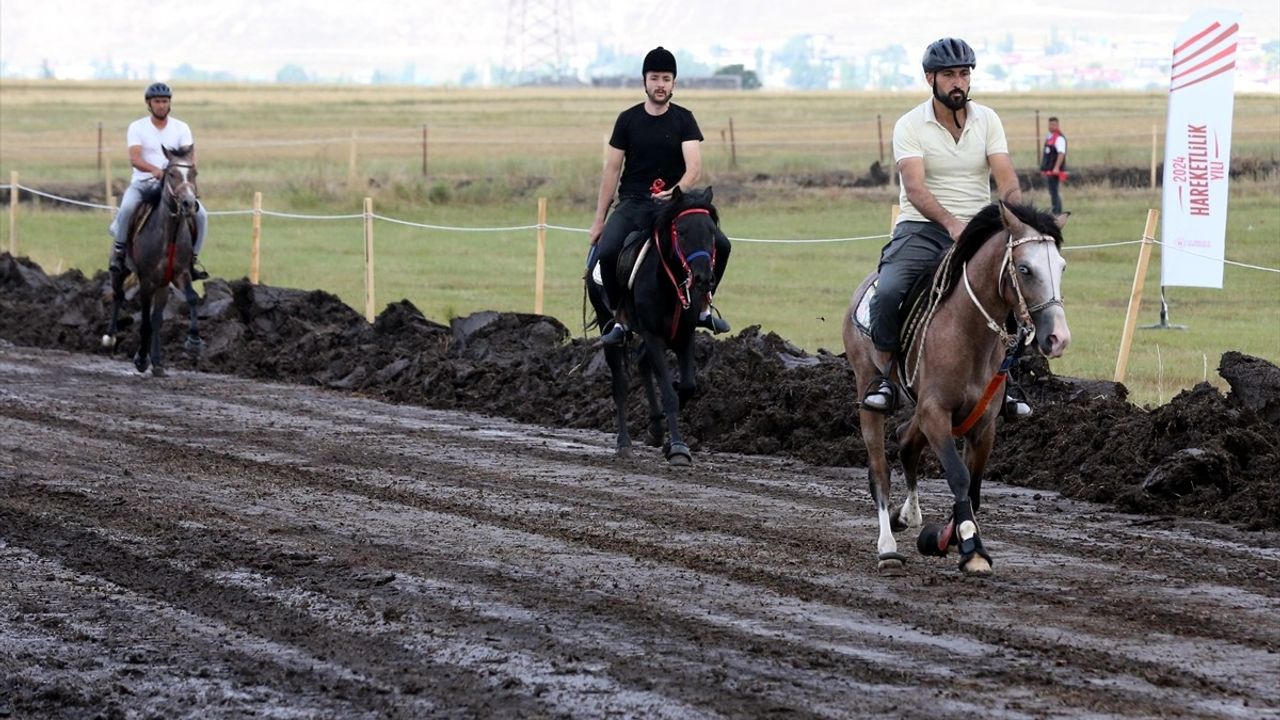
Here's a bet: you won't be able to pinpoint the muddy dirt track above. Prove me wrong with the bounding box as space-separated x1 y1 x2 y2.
3 252 1280 718
2 345 1279 719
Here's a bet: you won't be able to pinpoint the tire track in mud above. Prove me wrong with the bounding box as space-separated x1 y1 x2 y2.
2 347 1278 718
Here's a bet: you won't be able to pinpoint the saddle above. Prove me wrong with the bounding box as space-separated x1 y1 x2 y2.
589 229 651 292
124 184 198 261
852 254 945 401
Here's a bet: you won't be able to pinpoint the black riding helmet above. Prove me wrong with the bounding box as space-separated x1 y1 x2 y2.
144 82 172 100
922 38 976 73
642 47 677 77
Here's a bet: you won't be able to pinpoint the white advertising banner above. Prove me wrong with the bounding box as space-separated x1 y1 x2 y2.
1160 10 1240 289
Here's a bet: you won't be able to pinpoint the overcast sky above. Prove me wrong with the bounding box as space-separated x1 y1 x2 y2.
2 0 1277 83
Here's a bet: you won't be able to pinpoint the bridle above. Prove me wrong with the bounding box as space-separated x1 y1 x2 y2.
655 207 716 339
962 231 1063 348
164 162 199 216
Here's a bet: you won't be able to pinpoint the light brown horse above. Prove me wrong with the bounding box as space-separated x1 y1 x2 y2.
843 202 1069 575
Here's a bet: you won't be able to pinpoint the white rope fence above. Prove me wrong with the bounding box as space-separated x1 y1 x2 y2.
1 182 1276 273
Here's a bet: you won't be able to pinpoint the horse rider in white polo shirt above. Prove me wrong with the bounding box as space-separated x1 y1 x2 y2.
108 82 209 280
863 38 1031 418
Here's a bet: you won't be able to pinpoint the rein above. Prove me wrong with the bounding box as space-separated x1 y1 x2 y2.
161 162 198 284
656 207 715 341
950 231 1060 436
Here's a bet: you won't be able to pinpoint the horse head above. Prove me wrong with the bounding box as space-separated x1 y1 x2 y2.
162 144 199 218
998 203 1070 359
656 186 720 302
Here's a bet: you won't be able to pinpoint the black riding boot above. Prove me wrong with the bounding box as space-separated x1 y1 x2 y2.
190 255 209 281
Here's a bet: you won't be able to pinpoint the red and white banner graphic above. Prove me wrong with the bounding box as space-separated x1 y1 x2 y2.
1161 10 1240 289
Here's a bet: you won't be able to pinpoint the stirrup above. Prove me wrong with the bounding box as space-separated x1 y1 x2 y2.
861 375 895 413
1002 396 1033 419
190 258 209 281
698 311 730 334
601 321 628 346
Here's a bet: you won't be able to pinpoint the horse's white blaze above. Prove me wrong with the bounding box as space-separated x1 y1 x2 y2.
876 507 897 556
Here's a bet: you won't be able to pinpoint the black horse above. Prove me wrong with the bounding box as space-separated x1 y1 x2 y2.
587 187 722 465
101 145 203 376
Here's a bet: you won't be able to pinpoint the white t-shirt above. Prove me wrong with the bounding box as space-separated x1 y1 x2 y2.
126 115 194 183
893 99 1009 225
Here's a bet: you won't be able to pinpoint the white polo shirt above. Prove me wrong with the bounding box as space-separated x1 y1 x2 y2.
893 99 1009 225
126 115 194 183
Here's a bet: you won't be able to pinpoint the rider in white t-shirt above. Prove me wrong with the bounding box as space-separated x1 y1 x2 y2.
108 82 209 279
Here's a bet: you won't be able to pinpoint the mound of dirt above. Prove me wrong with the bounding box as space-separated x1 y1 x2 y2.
2 252 1276 530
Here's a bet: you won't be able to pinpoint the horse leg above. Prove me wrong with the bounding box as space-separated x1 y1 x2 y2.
915 406 992 574
134 292 152 374
149 286 169 377
642 338 690 465
605 344 632 456
102 271 126 350
183 280 204 354
861 407 904 574
637 351 664 448
675 343 697 405
964 424 997 513
891 417 925 532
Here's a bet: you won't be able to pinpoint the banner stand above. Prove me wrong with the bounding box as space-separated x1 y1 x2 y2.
1141 286 1188 330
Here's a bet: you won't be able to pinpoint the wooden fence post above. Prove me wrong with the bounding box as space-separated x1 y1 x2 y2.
1150 125 1159 189
104 153 115 208
250 191 262 285
876 114 884 165
97 121 103 172
534 197 547 315
1114 209 1160 383
364 197 375 322
348 131 359 191
8 171 17 256
422 124 428 176
728 117 738 170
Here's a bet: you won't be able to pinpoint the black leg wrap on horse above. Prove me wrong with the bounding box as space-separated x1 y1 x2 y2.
952 499 993 570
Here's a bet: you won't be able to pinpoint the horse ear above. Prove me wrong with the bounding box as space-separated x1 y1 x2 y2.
998 201 1026 236
1054 210 1071 229
162 146 173 161
671 185 683 202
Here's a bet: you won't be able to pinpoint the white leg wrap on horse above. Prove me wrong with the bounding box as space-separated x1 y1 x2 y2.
958 520 978 541
900 492 922 527
876 507 898 556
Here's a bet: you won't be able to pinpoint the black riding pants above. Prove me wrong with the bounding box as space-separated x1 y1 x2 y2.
596 198 657 310
869 220 953 353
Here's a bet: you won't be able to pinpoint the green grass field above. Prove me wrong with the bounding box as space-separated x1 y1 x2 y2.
2 82 1277 407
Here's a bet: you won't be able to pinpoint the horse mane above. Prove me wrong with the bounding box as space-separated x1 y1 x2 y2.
937 201 1063 302
654 187 719 232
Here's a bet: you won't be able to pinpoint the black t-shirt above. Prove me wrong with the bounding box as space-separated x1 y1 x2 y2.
609 102 703 199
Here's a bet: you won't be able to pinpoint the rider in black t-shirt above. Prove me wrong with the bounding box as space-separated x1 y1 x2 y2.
589 46 731 345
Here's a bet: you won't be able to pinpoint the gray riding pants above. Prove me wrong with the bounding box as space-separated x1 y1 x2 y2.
869 221 953 353
109 178 208 255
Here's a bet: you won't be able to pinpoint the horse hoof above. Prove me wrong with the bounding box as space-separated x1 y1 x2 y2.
101 334 114 349
877 552 908 575
665 442 692 465
151 366 167 378
889 503 910 533
917 523 953 557
647 430 664 448
616 445 632 459
961 556 993 575
133 354 150 374
184 335 205 353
